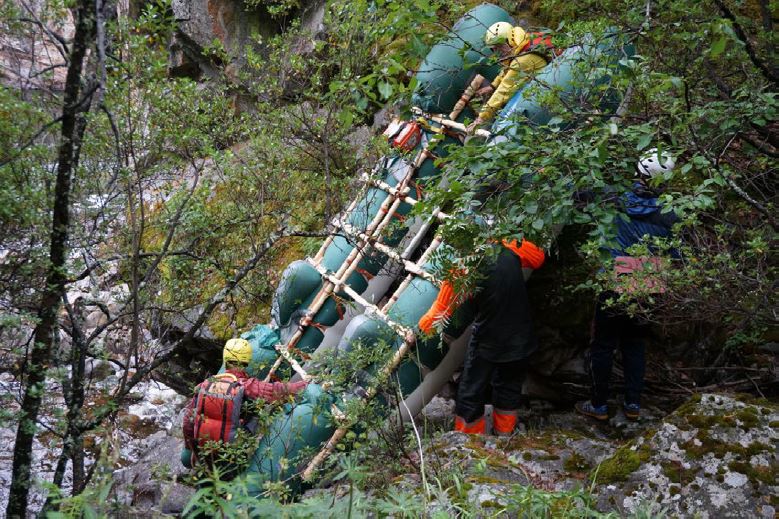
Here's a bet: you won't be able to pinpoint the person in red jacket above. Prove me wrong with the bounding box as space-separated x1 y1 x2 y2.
419 238 544 436
182 338 307 461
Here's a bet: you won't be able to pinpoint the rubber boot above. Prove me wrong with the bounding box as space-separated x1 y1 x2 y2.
454 415 486 434
492 409 518 436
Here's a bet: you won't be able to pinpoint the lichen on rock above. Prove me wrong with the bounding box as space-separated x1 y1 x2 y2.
592 393 778 517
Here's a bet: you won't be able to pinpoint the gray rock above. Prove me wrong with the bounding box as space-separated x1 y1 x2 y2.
419 396 455 426
0 1 73 91
84 358 117 381
112 433 193 514
84 309 109 329
299 0 326 37
168 0 280 80
373 393 777 519
131 480 194 515
593 393 778 518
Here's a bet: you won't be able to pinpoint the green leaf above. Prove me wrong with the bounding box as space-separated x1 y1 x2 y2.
532 218 544 230
597 143 607 163
637 134 653 150
338 109 354 127
710 36 727 57
377 81 393 100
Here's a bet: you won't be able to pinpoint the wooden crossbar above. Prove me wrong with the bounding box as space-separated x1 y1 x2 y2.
411 107 492 138
449 74 485 120
305 259 412 337
333 221 436 282
274 343 311 381
264 147 425 382
383 236 443 312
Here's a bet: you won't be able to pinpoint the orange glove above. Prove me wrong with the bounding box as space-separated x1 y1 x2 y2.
502 238 545 270
418 280 458 334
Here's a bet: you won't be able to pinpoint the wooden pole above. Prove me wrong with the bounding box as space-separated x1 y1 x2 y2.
449 74 485 120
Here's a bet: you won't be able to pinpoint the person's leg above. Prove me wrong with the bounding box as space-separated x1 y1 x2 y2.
455 331 493 432
620 315 649 414
491 358 527 435
588 293 622 408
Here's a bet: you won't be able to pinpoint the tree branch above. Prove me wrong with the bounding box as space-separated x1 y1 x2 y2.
78 223 291 433
713 0 778 86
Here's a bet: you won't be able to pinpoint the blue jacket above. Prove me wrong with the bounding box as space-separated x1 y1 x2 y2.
608 184 679 259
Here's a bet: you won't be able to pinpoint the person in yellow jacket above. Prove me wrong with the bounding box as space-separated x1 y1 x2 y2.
418 238 545 435
467 22 551 133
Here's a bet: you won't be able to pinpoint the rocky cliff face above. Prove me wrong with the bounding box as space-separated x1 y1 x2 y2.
168 0 326 80
0 1 74 91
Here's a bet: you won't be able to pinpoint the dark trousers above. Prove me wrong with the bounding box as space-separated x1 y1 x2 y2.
455 334 528 422
588 292 648 407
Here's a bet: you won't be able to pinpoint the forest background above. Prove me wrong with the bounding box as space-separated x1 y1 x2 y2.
0 0 775 516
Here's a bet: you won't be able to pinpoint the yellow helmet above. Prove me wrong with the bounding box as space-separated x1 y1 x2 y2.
484 22 514 46
223 338 252 365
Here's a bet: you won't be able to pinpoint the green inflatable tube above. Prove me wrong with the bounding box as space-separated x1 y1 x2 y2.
245 383 336 496
412 3 513 114
493 31 635 135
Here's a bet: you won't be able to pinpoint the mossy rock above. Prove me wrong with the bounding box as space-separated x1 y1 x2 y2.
563 451 592 473
592 441 650 483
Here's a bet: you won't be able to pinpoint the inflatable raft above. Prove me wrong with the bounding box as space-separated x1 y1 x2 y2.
181 3 634 496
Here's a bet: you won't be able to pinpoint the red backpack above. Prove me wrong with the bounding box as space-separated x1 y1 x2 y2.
192 373 244 448
520 32 563 62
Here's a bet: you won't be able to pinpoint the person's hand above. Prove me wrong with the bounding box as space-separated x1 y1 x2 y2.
288 380 308 394
466 117 485 134
476 85 494 97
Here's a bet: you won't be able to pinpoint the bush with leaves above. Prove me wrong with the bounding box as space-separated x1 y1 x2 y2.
417 0 776 369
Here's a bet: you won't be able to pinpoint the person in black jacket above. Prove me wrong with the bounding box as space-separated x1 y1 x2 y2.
419 238 545 435
576 149 679 421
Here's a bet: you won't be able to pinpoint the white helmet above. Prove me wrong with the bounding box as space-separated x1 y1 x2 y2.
637 148 675 179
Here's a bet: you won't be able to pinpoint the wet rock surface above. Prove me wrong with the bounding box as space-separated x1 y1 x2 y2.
0 0 74 91
112 432 194 516
168 0 326 81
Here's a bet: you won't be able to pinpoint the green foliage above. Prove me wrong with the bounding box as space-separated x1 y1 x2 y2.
189 428 262 482
243 0 301 18
42 434 126 518
418 0 777 350
3 0 776 513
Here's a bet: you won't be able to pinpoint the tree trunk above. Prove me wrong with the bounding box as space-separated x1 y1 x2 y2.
5 0 96 516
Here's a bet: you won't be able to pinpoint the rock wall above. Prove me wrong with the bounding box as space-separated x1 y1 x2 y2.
0 0 74 91
168 0 326 80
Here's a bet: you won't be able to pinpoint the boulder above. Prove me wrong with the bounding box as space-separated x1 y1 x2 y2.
84 358 117 382
112 432 194 515
359 393 776 518
84 309 109 330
